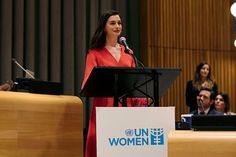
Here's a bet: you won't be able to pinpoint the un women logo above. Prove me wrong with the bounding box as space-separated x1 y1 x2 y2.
125 129 134 136
150 128 164 145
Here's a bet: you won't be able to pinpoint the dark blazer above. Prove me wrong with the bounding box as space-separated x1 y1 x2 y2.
185 80 218 112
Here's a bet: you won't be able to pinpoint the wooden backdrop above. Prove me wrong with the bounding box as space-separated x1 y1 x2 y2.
140 0 236 120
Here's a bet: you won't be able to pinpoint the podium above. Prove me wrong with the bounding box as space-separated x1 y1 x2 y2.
0 91 83 157
80 67 181 106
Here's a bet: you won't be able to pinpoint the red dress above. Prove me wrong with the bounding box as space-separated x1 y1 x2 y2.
82 45 147 157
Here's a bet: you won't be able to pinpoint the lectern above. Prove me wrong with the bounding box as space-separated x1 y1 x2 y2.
80 67 181 106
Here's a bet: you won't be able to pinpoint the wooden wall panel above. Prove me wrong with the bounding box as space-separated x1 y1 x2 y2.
141 0 236 120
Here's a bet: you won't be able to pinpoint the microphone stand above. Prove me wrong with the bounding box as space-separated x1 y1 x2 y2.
125 49 144 68
123 49 154 107
12 58 35 79
132 54 145 68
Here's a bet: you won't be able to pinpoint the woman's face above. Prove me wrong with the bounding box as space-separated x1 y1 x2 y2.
215 95 225 112
200 64 210 78
104 15 122 38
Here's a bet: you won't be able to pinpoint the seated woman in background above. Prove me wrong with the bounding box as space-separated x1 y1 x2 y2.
0 80 13 91
214 92 235 115
186 61 218 112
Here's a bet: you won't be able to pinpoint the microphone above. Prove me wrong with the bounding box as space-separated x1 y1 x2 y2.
118 37 149 106
119 37 130 54
12 58 35 79
118 36 145 67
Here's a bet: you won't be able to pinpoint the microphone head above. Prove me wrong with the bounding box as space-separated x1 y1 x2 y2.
119 36 130 54
119 36 126 43
12 58 16 62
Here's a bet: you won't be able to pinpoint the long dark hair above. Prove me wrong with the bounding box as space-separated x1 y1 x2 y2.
216 92 230 113
193 61 215 90
89 10 120 50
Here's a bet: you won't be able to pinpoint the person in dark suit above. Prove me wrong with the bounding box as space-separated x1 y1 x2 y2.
191 87 223 115
186 62 218 112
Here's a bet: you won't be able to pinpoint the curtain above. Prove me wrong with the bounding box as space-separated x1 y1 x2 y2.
0 0 140 95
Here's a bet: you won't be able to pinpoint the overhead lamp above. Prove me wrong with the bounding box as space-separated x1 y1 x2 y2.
234 39 236 47
230 2 236 17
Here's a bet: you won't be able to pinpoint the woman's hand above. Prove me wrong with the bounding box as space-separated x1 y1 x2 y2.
0 80 14 91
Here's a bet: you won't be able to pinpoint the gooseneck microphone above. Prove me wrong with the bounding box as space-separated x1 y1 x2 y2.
119 37 130 54
118 37 152 106
12 58 35 79
119 37 145 68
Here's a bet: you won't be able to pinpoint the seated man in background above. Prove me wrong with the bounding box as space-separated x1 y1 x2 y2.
191 87 223 115
0 80 13 91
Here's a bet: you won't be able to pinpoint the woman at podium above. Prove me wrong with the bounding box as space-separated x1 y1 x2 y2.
81 10 148 157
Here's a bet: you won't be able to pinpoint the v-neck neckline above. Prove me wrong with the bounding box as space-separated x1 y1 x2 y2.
104 47 122 63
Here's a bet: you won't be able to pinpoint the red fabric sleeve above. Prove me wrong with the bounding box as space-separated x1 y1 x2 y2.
81 51 97 89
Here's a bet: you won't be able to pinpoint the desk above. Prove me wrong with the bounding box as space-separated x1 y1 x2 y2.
168 130 236 157
0 91 83 157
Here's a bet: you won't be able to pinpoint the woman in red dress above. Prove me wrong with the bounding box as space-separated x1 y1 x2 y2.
82 10 148 157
